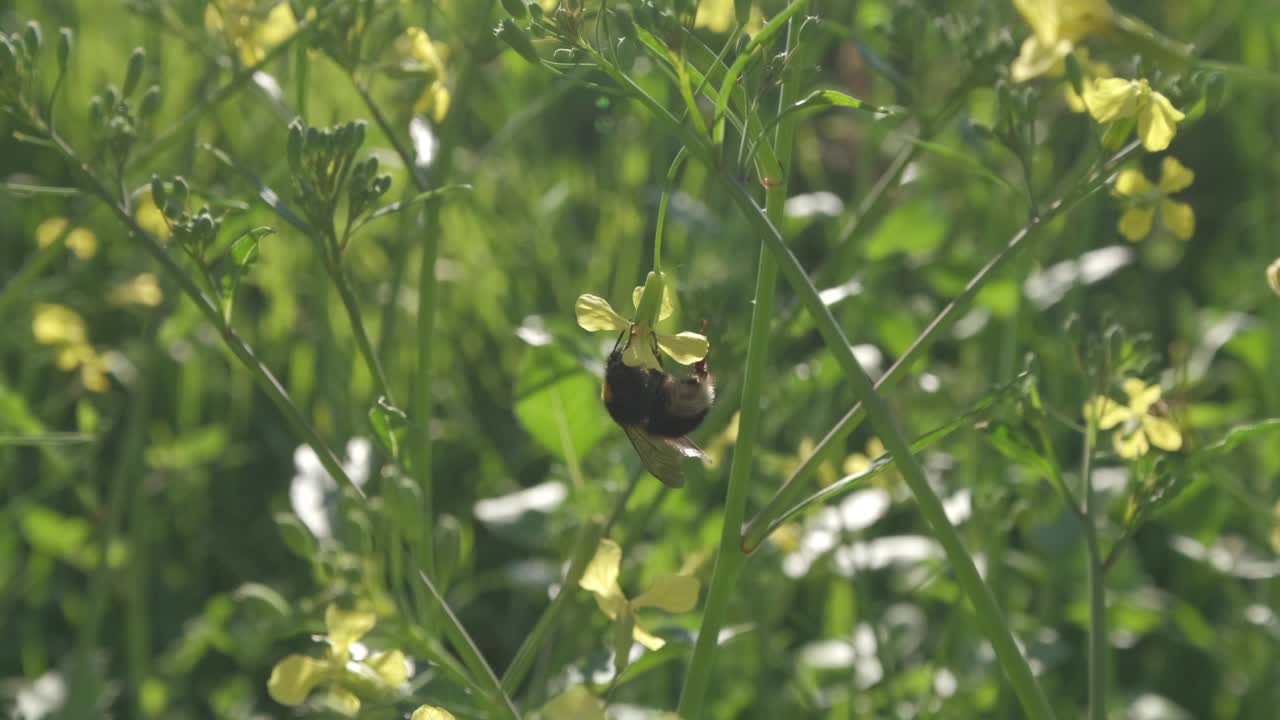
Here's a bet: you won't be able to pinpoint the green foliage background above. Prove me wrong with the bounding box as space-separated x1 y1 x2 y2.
2 0 1279 718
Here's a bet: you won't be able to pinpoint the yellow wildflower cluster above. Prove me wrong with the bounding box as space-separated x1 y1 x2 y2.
32 304 110 393
1113 156 1195 242
35 217 97 259
267 605 408 715
205 0 297 66
1083 378 1181 458
579 539 700 653
402 28 451 123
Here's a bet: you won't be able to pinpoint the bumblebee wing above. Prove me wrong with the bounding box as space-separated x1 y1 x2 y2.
621 425 704 488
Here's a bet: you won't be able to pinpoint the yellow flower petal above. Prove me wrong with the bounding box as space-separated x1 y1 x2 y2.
1011 35 1072 82
1013 0 1061 43
1117 207 1154 241
632 623 666 651
579 539 625 605
1161 200 1195 240
1123 378 1160 413
324 688 361 716
1267 257 1280 296
631 573 700 613
575 294 630 332
267 654 328 706
632 284 674 322
539 687 606 720
35 217 70 247
411 706 458 720
80 353 111 393
324 605 377 656
1113 428 1149 458
65 228 97 259
1141 415 1182 452
110 273 164 307
135 192 171 241
1084 77 1140 123
1083 395 1129 429
33 304 89 346
843 453 871 476
656 332 709 365
1113 168 1152 196
693 0 735 32
1157 157 1194 193
1137 88 1183 152
365 649 409 689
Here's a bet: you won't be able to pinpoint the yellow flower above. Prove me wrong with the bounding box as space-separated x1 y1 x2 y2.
135 190 171 242
267 605 408 716
1083 378 1182 458
411 707 457 720
579 539 700 652
205 0 297 66
32 304 110 393
109 273 164 307
402 28 451 123
576 272 709 371
1010 0 1113 82
1267 257 1280 297
1112 156 1195 242
694 0 765 34
791 437 839 487
35 217 97 259
1083 77 1185 152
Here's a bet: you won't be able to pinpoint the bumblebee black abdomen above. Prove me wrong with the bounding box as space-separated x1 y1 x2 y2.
603 351 658 426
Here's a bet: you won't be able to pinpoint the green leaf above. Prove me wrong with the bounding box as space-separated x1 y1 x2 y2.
20 504 90 560
514 344 611 463
901 136 1017 193
862 197 948 261
1195 418 1280 459
144 425 229 470
368 396 410 461
274 512 319 559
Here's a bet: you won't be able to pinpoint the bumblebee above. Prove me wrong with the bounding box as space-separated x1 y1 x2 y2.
602 329 715 487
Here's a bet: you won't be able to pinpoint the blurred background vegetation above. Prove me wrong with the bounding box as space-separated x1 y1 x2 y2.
2 0 1278 718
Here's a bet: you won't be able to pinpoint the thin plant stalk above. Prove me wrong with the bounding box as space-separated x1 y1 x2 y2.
677 18 801 719
1083 410 1108 719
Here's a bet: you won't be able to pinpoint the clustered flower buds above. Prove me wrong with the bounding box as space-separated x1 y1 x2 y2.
287 118 392 248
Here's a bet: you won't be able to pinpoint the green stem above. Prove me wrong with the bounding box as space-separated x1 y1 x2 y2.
653 148 689 274
329 255 397 406
416 570 522 720
1082 413 1108 720
677 18 801 719
68 349 149 716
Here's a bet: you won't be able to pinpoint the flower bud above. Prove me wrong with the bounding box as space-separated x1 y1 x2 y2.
150 175 166 209
169 176 189 213
57 28 72 70
496 18 539 64
123 47 145 97
0 37 18 77
24 21 42 57
140 85 161 116
102 83 119 110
